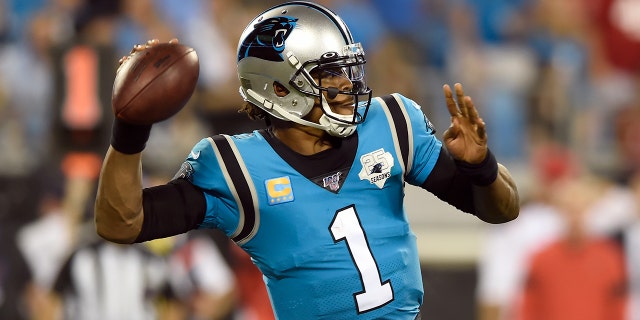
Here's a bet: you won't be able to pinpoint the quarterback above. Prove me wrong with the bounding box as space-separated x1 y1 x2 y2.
95 1 519 319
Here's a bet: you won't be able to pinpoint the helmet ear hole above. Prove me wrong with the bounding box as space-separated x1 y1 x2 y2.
273 82 290 97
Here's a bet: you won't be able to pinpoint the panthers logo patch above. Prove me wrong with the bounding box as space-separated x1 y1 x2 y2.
238 16 298 62
358 148 394 189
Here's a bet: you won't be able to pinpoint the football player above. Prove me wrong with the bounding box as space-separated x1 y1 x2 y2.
95 2 519 319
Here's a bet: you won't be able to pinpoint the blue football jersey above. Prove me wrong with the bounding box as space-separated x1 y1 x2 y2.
178 94 442 319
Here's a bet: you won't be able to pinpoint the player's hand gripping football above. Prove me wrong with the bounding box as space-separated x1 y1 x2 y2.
110 38 198 154
112 37 198 126
442 83 488 164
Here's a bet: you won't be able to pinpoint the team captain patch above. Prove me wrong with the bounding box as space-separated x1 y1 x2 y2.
358 148 394 188
265 176 294 205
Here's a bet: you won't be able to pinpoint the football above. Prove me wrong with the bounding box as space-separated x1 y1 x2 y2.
112 42 199 125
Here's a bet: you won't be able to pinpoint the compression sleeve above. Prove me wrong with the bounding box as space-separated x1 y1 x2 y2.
135 178 206 243
421 146 476 215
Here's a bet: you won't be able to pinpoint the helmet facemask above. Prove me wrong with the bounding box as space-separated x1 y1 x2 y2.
289 43 372 137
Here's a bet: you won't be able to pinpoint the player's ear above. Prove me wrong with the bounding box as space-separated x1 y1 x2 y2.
273 82 290 97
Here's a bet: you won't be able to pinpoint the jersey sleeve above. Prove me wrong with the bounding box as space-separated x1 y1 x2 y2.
174 137 240 237
395 94 442 186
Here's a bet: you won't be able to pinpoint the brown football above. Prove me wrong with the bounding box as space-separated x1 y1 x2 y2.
112 42 199 125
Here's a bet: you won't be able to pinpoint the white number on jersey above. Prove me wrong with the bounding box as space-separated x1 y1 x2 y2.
329 205 394 313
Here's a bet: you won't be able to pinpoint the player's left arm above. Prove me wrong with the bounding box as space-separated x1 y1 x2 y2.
471 162 520 224
422 145 519 223
437 83 519 223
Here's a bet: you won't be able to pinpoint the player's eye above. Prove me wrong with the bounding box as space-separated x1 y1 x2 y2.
312 67 347 80
322 68 348 79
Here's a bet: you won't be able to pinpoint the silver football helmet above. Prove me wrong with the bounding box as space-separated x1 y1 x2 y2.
237 1 372 137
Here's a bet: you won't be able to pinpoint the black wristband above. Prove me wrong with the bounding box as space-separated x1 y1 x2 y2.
110 118 152 154
454 149 499 186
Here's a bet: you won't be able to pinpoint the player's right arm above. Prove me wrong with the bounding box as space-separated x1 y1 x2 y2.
96 39 206 244
95 145 208 244
94 40 159 244
94 147 145 243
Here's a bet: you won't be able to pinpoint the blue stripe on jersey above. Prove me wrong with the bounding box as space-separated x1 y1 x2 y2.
184 94 441 319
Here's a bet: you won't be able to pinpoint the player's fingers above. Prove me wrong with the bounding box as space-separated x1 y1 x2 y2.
169 38 179 44
118 56 132 67
465 96 480 124
443 84 461 117
133 43 150 53
477 118 487 139
454 83 468 118
463 95 487 139
146 39 159 47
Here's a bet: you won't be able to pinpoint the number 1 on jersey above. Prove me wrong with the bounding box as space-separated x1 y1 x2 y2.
329 205 394 313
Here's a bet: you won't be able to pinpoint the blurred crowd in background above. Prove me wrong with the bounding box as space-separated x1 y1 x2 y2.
0 0 639 319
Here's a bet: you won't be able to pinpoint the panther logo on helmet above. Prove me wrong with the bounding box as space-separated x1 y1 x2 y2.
237 16 298 62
